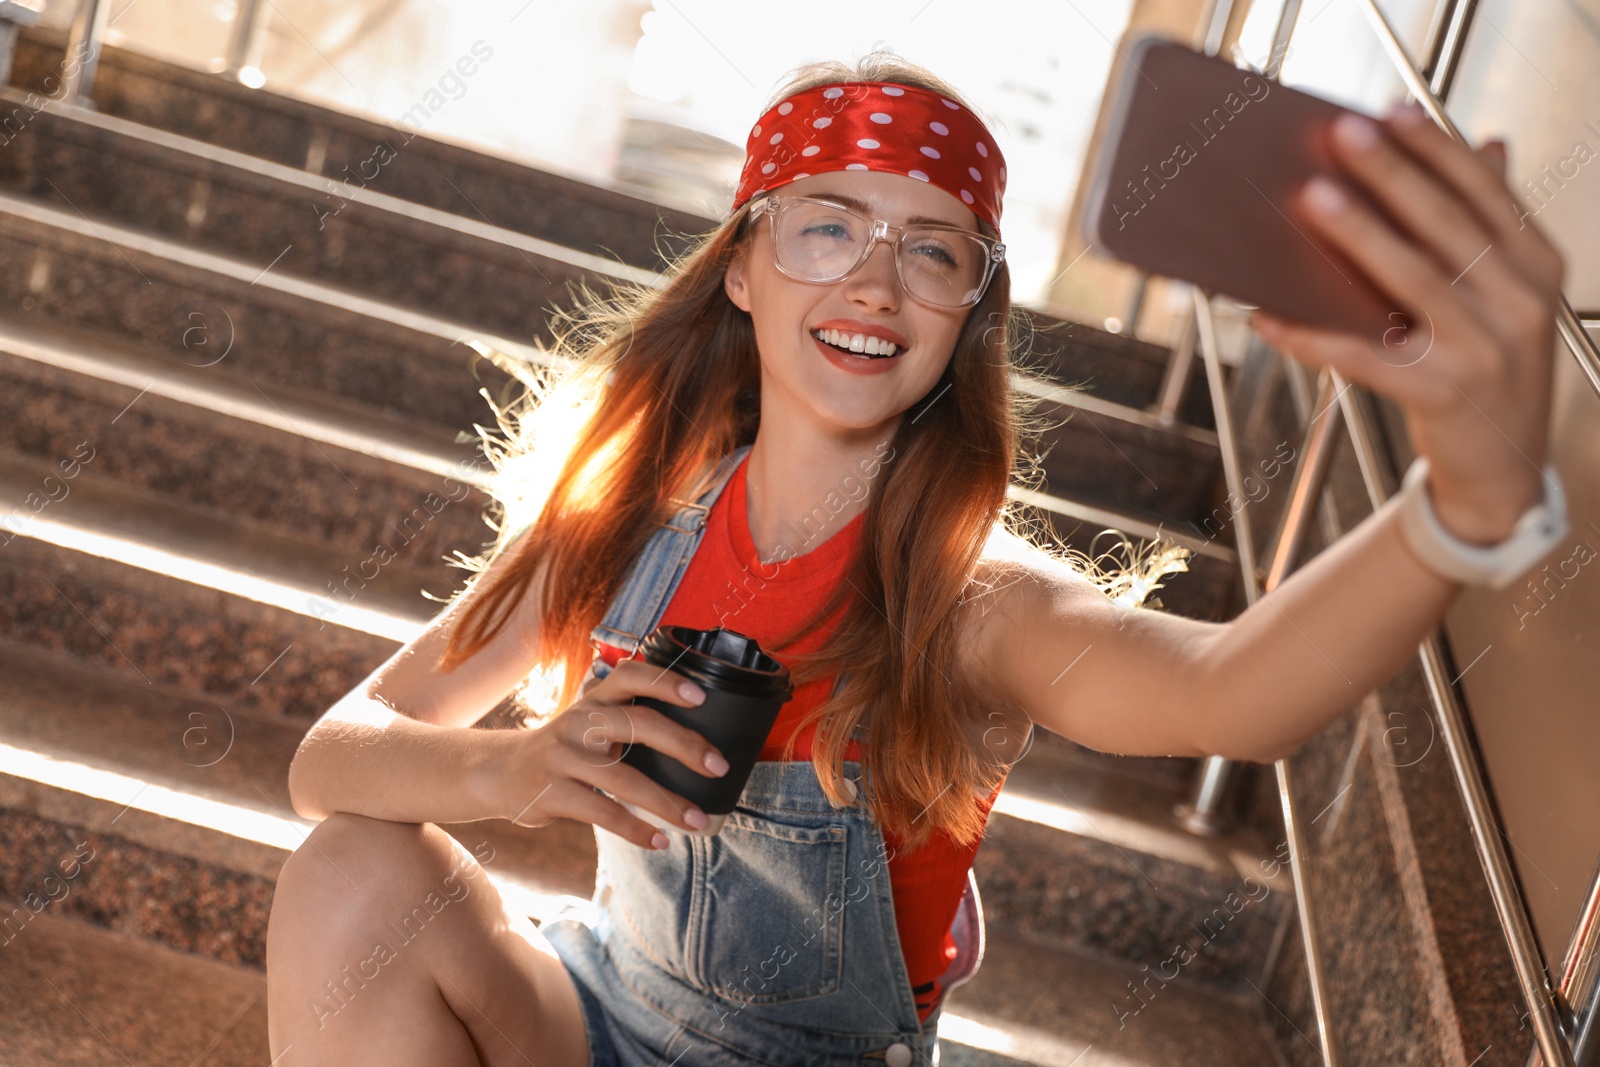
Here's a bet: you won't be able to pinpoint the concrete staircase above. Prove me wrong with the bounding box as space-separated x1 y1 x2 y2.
0 27 1296 1067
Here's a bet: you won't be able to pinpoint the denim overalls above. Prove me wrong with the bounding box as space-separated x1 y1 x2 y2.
538 444 984 1067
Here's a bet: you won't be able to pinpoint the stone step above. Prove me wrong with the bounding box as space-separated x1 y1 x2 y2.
0 912 268 1067
0 447 426 721
0 408 1232 731
0 187 527 435
938 928 1290 1066
0 315 499 573
981 730 1287 995
9 27 713 275
5 30 1217 424
0 86 657 347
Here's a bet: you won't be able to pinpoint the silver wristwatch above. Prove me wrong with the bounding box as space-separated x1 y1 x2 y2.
1395 456 1569 590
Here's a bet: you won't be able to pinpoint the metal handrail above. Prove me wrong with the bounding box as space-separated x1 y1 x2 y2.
1331 368 1578 1067
1556 870 1600 1065
1178 0 1309 832
1171 2 1593 1062
1354 6 1590 1062
1185 286 1344 1064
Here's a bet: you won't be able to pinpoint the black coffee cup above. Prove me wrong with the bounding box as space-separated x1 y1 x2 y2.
617 624 792 836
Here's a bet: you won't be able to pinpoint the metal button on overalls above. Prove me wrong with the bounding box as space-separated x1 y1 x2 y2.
884 1042 913 1067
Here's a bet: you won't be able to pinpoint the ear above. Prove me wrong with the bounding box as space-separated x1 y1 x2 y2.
724 239 753 314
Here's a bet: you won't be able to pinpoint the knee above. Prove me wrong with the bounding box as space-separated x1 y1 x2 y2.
273 812 459 924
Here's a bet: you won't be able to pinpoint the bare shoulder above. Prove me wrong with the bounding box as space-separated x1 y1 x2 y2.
955 526 1107 701
955 524 1223 758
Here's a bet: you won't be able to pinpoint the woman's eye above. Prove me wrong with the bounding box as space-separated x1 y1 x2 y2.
911 242 958 266
802 222 852 239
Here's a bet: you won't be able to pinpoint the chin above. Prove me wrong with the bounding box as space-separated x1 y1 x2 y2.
813 396 912 436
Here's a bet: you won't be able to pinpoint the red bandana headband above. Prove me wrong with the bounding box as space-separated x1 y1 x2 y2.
730 80 1008 237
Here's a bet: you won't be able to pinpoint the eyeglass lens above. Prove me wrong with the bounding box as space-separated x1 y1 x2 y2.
772 200 990 307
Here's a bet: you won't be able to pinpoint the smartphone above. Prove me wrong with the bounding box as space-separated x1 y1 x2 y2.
1080 34 1404 340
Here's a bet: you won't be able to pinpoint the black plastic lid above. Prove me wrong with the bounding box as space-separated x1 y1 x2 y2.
637 625 793 702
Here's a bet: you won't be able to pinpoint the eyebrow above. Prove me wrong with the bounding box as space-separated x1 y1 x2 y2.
804 190 970 230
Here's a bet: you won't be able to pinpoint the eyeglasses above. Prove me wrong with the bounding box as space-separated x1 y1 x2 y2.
747 194 1006 309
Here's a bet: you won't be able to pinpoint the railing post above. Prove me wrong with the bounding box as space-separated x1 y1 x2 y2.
1116 271 1148 336
0 0 40 88
225 0 268 83
60 0 107 105
1179 290 1343 1065
1152 300 1198 426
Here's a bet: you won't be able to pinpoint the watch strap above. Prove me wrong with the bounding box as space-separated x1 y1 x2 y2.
1395 456 1569 590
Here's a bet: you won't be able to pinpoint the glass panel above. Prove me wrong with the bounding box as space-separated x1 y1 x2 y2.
1275 0 1439 113
1437 0 1600 968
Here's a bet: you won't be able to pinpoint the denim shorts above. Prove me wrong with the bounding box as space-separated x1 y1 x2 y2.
540 759 943 1067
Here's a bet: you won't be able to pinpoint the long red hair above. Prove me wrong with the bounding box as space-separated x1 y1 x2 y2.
435 52 1190 850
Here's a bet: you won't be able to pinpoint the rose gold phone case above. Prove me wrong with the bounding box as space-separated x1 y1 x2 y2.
1080 34 1402 338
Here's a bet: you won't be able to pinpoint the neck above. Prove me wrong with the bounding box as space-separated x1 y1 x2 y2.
743 420 896 566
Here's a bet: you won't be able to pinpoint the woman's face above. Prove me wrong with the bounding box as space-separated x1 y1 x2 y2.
723 170 981 438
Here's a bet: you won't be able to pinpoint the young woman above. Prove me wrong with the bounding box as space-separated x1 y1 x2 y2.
266 49 1567 1067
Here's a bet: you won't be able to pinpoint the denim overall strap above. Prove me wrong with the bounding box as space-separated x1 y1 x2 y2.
588 443 755 657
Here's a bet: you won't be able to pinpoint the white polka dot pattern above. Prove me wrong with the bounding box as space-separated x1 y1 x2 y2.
732 79 1007 235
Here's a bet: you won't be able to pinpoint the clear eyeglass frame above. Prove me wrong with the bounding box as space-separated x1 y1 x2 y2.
746 193 1007 309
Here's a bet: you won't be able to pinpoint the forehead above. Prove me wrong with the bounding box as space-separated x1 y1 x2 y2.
780 171 979 230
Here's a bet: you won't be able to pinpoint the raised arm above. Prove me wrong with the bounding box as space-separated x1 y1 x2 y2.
982 497 1461 763
981 101 1565 765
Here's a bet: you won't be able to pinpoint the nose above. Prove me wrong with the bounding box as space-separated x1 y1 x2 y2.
844 234 902 309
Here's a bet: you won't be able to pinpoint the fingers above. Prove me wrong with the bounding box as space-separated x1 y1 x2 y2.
1379 104 1565 289
1250 309 1420 400
1326 112 1506 290
1478 138 1508 181
1284 175 1488 401
585 759 709 834
541 778 673 851
588 660 730 778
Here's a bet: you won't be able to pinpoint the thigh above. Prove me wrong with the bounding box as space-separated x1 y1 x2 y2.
266 812 593 1067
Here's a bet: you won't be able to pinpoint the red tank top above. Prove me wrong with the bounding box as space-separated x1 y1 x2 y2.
594 453 1001 1023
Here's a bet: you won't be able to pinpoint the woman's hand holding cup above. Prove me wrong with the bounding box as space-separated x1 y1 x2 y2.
487 659 731 851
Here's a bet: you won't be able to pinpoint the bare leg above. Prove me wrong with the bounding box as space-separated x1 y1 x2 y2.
266 812 593 1067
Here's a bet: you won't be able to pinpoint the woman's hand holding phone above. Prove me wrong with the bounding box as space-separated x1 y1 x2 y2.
1251 102 1565 545
483 659 732 850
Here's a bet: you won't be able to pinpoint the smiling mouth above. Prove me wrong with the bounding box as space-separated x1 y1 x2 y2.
811 328 903 359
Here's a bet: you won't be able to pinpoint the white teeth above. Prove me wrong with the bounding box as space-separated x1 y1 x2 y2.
814 329 899 358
